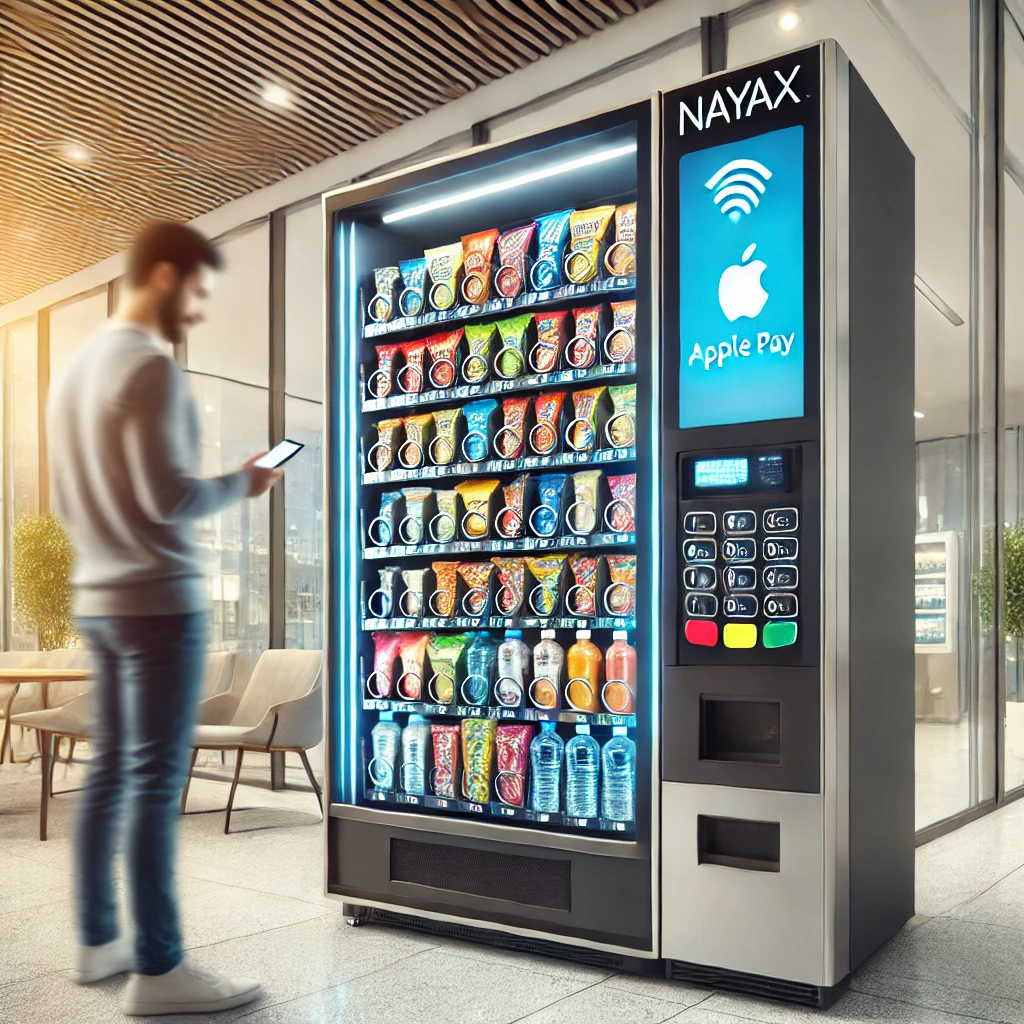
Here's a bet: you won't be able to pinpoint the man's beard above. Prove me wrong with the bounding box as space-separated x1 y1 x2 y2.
157 291 185 345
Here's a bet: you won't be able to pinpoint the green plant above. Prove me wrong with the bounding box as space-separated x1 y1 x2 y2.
12 512 77 650
975 523 1024 639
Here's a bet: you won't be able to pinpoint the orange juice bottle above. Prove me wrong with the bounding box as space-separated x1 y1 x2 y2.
566 629 602 713
603 631 637 714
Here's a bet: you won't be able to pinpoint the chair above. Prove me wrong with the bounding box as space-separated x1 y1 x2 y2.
0 651 43 763
181 649 323 833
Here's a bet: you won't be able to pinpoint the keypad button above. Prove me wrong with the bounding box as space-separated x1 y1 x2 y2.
723 623 757 649
723 566 757 592
685 593 719 618
723 594 758 619
683 538 717 563
763 621 798 648
722 538 756 562
763 537 799 561
685 620 718 646
763 507 799 533
762 565 798 590
764 593 799 618
684 511 716 535
683 565 717 591
723 510 757 535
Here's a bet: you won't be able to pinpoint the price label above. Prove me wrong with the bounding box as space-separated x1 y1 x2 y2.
498 806 515 817
576 818 589 828
536 813 550 823
468 802 484 814
435 798 449 809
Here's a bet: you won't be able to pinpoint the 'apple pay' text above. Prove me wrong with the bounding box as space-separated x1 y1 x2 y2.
687 332 796 372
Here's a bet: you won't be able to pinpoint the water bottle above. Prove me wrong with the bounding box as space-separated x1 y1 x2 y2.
463 631 497 706
400 714 431 795
529 721 565 814
530 629 564 709
495 629 531 707
565 725 600 819
369 714 402 791
601 726 636 822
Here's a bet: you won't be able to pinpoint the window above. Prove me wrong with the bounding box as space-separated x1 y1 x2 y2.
284 396 322 650
188 374 270 665
48 289 107 382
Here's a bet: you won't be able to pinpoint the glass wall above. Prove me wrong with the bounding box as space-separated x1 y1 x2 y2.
1004 3 1024 793
730 0 987 831
48 288 107 381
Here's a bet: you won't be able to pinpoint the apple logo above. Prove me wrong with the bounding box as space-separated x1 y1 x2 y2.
718 243 768 322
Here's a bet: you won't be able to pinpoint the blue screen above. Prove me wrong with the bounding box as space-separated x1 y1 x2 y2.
694 458 749 488
679 125 805 428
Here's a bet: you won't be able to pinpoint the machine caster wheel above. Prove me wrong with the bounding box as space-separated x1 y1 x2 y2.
346 917 362 928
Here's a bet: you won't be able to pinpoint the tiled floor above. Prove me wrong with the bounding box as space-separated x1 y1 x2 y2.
5 749 1024 1024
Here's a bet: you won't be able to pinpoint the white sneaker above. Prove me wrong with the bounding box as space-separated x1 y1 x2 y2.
121 959 261 1016
73 936 134 984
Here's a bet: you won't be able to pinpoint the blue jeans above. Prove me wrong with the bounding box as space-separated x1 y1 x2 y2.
75 612 206 976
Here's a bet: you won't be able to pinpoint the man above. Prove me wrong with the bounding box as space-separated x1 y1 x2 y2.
48 221 281 1016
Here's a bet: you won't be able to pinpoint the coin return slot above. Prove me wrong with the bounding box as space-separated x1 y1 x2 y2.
697 815 780 873
699 697 782 765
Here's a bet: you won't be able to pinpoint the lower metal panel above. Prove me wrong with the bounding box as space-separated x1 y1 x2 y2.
660 782 826 985
329 812 654 953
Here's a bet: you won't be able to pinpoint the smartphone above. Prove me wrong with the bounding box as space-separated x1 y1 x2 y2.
254 439 304 469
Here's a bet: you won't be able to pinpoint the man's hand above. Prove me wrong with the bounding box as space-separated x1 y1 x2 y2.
242 453 284 497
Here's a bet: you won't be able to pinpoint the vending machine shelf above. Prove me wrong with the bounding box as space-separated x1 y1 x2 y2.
362 697 636 728
363 360 637 413
364 786 632 834
362 531 636 560
363 275 636 339
361 615 636 632
364 446 635 485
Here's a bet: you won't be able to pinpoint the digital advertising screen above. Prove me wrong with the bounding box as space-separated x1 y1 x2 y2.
678 124 805 429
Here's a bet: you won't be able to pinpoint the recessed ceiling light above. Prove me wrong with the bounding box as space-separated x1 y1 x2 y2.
914 411 925 419
776 10 802 31
62 142 92 164
205 404 214 413
261 82 294 109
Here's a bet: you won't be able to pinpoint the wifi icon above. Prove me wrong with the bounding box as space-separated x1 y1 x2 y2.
705 159 773 221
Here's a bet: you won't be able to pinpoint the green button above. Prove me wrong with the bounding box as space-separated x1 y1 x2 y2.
763 621 798 648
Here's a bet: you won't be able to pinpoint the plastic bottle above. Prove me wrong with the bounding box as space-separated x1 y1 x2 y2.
400 714 431 795
370 713 402 791
601 726 636 822
495 629 531 706
463 631 498 706
566 629 602 713
603 631 637 714
565 725 601 818
531 629 564 709
529 721 565 814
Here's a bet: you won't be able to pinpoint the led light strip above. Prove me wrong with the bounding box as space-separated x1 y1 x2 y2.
381 143 638 224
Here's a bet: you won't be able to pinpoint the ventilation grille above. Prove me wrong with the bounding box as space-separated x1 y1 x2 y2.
667 960 825 1008
351 906 634 972
390 838 571 911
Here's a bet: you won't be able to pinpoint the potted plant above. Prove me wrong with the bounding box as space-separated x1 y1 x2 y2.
12 512 77 650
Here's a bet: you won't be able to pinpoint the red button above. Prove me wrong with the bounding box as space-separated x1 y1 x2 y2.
685 620 718 646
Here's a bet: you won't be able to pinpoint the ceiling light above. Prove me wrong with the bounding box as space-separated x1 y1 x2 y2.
62 142 92 164
205 405 214 413
914 411 925 419
261 82 294 109
382 143 638 224
776 10 802 31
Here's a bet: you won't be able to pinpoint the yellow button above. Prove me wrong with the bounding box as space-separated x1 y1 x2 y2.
723 623 758 649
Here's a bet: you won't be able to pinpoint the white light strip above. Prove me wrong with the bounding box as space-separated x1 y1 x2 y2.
381 143 638 223
914 273 964 327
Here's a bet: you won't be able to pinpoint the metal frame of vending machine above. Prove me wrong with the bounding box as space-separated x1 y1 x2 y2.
322 102 662 962
658 42 915 1007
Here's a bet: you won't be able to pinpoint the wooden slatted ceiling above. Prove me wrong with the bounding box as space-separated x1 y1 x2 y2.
0 0 657 306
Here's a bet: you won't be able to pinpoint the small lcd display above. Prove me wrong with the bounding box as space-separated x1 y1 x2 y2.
694 458 749 489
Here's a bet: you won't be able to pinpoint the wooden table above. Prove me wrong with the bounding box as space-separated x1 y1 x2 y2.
1 669 91 840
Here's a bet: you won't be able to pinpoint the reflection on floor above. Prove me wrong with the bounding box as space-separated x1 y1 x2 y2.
6 745 1024 1022
916 720 971 831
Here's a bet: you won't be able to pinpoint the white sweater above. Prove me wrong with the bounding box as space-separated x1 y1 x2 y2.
48 322 248 617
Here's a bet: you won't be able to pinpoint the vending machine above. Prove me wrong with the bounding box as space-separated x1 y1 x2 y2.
658 42 914 1006
323 102 661 959
323 40 915 1004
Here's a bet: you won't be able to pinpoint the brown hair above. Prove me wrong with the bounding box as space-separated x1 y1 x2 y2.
126 220 222 287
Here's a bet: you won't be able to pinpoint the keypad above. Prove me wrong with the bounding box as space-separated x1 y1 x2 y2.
682 504 801 649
